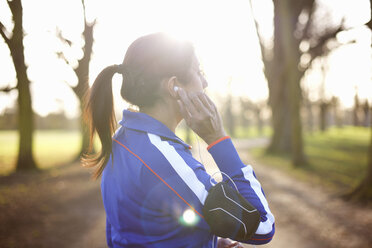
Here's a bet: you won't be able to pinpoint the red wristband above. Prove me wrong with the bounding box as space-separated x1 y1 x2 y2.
207 136 230 150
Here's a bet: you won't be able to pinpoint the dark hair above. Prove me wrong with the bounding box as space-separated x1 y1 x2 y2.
82 33 195 180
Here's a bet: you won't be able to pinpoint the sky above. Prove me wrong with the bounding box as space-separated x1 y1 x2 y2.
0 0 371 118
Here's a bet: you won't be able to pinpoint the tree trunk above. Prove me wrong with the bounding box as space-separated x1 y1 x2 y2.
267 0 306 165
267 2 292 153
72 20 94 159
57 1 95 160
319 102 328 132
268 91 292 153
13 50 37 171
225 97 235 138
288 70 305 166
5 0 37 171
76 99 91 159
331 97 343 128
345 115 372 202
255 109 263 136
344 0 372 202
304 95 314 134
353 93 361 126
363 101 370 127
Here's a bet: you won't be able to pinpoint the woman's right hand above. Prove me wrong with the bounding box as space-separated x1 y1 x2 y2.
217 238 244 248
176 88 227 145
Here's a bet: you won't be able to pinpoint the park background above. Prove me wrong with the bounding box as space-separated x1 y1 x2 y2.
0 0 371 247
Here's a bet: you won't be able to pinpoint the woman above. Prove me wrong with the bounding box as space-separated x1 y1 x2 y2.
83 33 275 248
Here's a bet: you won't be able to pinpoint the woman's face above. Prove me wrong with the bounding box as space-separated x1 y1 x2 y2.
182 55 208 93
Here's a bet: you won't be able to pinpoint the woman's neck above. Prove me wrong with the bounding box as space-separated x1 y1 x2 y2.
140 100 181 133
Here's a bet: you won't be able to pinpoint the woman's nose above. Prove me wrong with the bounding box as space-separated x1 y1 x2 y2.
202 76 208 89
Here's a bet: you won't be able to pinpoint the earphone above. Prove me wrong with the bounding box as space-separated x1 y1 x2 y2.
173 86 179 92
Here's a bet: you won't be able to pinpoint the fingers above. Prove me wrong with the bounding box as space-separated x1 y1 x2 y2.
189 92 211 116
198 93 214 113
176 89 227 143
178 88 198 117
177 100 191 125
225 242 242 248
178 89 212 118
177 89 220 132
204 93 218 112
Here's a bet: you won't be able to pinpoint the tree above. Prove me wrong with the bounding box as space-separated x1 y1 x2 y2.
330 96 342 128
223 77 236 137
345 109 372 203
362 100 370 127
57 0 95 158
345 0 372 203
0 0 37 171
353 92 361 127
250 0 345 166
239 98 251 131
240 98 265 136
319 100 330 132
224 97 236 138
303 90 315 133
318 58 330 132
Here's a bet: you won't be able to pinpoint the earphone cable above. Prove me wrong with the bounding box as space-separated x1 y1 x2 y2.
194 132 204 165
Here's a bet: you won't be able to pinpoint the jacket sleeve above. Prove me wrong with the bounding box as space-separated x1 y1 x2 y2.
207 137 275 245
146 133 274 244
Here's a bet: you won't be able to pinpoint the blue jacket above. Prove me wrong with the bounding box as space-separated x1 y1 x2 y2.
101 109 275 247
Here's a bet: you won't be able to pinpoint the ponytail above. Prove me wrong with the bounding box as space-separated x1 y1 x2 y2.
82 64 123 180
81 33 195 179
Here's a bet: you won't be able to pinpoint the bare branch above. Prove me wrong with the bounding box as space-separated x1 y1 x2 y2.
56 28 72 46
6 0 14 13
367 20 372 31
249 0 267 63
7 0 22 39
0 21 11 46
0 86 17 93
304 38 355 78
82 0 87 24
62 80 73 90
308 23 345 62
301 3 315 40
367 0 372 30
73 16 95 96
56 51 71 66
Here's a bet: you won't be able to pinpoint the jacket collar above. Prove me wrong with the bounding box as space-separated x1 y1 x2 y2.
119 109 191 150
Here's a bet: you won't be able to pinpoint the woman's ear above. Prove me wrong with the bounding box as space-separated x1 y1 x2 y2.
166 76 179 98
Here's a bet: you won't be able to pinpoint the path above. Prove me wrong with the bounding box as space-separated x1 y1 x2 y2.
0 163 106 248
191 138 372 248
231 139 372 248
1 138 372 247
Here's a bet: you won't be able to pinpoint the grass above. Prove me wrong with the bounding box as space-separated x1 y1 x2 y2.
2 125 367 192
0 130 81 175
233 125 272 139
0 125 270 176
250 126 370 191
